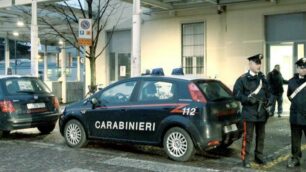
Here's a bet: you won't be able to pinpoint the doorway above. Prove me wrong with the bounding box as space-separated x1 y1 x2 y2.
109 53 131 81
107 30 131 83
267 42 305 114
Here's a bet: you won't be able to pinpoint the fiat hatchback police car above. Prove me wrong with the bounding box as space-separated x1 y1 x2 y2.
59 75 242 161
0 75 60 137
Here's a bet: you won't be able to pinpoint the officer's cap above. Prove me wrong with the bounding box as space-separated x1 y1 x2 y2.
295 57 306 68
247 54 263 64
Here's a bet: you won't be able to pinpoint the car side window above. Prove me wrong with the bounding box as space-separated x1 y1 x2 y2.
139 81 175 102
99 81 136 104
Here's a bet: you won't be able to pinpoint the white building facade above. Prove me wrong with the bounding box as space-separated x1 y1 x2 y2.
93 0 306 92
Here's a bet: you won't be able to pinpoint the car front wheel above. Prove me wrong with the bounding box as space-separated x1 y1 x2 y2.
37 124 56 134
64 119 88 148
163 127 195 161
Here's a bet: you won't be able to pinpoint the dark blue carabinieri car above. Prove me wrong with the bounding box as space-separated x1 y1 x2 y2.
59 75 242 161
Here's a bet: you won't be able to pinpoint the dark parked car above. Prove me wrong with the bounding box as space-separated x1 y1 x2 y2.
0 75 60 137
59 76 242 161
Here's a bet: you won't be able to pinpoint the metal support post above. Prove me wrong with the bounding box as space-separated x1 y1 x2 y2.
31 0 39 77
131 0 141 77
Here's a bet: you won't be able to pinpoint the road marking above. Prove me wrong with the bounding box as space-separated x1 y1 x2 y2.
102 157 226 172
253 144 306 170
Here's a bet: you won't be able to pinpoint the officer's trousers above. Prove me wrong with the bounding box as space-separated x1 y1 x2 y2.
241 121 266 162
290 124 306 160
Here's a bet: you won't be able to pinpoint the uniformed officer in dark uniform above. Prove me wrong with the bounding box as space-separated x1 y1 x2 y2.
233 54 271 168
287 57 306 168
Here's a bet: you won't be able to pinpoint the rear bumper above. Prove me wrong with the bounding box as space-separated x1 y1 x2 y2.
0 113 60 130
195 121 242 151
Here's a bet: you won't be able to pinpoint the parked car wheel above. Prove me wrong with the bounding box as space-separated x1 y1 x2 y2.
163 127 195 161
37 124 56 134
64 119 88 148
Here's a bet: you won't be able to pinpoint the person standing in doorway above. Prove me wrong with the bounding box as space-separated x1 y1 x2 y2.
233 54 271 168
267 64 288 117
287 57 306 168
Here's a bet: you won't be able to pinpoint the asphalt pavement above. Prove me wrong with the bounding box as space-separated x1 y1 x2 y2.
0 112 305 172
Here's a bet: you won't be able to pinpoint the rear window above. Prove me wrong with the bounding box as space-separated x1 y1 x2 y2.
196 81 232 101
4 78 51 95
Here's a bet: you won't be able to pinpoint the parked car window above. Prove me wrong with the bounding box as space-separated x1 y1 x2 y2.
99 81 136 104
196 81 232 101
139 81 175 101
5 78 51 95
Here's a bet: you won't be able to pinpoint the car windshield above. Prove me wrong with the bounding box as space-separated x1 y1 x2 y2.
4 78 51 95
196 81 232 101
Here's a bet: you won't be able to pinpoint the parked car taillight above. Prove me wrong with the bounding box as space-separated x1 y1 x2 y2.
0 100 16 113
188 83 207 103
53 97 60 110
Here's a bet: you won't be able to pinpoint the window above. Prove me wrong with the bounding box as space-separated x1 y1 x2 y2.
99 81 136 104
196 81 232 101
139 81 175 101
182 22 205 75
5 78 51 95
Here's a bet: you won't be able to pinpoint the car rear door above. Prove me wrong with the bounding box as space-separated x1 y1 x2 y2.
85 80 138 140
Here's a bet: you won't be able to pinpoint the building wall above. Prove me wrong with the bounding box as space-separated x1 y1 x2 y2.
140 0 306 89
92 0 306 90
85 0 133 90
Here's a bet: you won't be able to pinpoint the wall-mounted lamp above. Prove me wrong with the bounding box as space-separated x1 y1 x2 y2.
217 5 226 14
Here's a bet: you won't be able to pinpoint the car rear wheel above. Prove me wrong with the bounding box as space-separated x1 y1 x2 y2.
163 127 195 161
64 119 88 148
37 124 56 134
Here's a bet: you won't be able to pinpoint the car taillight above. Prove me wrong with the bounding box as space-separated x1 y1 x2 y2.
0 100 16 113
188 83 207 103
53 97 60 110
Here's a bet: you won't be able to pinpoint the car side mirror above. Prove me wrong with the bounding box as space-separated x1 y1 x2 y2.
90 98 98 105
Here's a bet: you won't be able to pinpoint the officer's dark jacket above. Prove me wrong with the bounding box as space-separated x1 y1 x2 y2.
287 74 306 125
233 71 271 122
267 69 287 95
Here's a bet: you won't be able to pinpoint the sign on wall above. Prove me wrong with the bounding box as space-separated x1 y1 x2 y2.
78 18 92 46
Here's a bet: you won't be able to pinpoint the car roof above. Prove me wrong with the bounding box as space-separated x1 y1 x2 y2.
0 75 36 80
133 75 217 82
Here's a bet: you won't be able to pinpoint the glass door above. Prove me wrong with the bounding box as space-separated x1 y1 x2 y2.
109 53 131 82
267 42 305 114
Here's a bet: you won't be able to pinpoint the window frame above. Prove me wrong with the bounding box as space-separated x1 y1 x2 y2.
181 22 206 75
97 79 139 106
136 79 177 103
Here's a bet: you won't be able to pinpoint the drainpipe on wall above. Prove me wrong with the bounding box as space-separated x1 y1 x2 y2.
31 0 39 77
131 0 141 77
